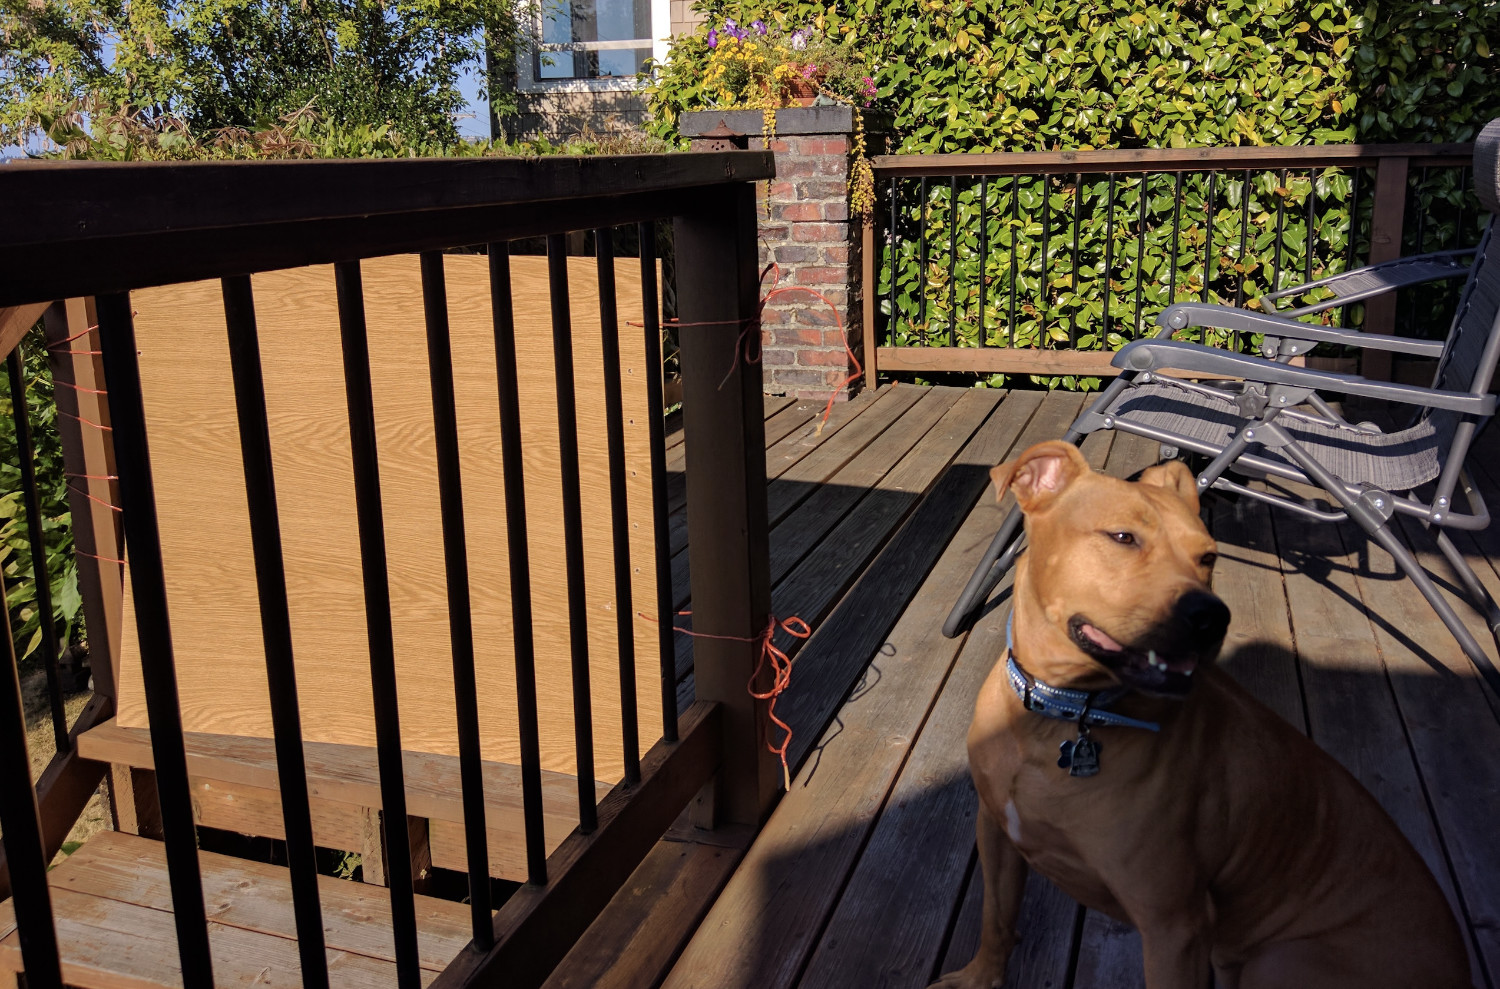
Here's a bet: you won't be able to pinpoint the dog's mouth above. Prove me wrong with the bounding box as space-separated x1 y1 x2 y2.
1067 615 1197 696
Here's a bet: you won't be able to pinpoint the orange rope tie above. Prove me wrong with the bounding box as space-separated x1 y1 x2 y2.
46 324 101 349
59 410 112 432
78 550 125 565
641 608 811 790
55 380 107 395
65 472 117 480
67 483 122 512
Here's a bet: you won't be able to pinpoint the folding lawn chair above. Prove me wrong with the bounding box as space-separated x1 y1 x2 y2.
943 118 1500 699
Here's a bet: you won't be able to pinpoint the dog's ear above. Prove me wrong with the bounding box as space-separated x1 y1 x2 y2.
1138 460 1201 514
990 440 1090 512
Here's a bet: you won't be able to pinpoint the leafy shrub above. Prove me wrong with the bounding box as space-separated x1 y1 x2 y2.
0 322 83 668
649 0 1499 386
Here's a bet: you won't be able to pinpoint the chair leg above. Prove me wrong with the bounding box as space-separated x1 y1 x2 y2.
942 504 1023 639
1433 528 1500 654
1365 524 1500 701
1274 437 1500 700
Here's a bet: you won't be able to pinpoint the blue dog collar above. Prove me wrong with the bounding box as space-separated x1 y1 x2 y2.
1005 612 1160 733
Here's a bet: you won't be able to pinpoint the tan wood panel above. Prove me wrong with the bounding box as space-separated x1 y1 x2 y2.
78 719 603 863
114 254 662 782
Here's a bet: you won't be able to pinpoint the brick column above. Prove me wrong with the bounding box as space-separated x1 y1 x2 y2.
683 107 885 401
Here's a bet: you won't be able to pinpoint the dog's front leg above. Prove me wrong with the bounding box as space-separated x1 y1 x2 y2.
928 803 1027 989
1139 915 1214 989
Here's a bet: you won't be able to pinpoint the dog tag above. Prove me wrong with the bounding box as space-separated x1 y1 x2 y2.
1058 736 1102 777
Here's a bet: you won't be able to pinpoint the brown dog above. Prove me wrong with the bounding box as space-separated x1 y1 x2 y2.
930 440 1470 989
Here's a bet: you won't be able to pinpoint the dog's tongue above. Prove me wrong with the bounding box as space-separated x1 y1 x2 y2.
1079 623 1124 652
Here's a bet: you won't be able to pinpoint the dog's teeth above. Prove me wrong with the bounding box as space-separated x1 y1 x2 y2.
1148 650 1160 669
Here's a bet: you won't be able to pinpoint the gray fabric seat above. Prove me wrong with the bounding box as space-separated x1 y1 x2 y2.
1109 382 1446 492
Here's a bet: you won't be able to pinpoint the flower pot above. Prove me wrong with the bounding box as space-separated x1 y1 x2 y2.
784 75 821 106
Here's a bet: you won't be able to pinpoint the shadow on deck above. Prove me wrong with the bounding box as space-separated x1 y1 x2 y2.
618 384 1500 989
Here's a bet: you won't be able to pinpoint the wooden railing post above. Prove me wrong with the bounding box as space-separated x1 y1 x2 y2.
1362 154 1410 381
673 184 779 827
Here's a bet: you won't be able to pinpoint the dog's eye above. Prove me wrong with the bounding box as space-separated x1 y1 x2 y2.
1200 552 1218 569
1108 531 1136 546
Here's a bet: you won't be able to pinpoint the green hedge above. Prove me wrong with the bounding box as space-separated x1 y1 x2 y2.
648 1 1500 387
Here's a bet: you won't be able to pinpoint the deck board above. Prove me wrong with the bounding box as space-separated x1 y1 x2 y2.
662 386 1500 989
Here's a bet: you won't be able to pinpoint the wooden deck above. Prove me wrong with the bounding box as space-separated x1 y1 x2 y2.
644 383 1500 989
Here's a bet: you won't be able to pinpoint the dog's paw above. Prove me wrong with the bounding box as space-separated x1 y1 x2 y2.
925 962 1004 989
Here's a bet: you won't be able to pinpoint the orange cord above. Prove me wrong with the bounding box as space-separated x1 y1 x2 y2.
642 608 811 790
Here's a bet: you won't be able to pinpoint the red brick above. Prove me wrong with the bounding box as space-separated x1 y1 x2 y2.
792 223 846 243
798 348 852 367
793 265 848 285
762 347 795 365
815 155 849 177
769 180 796 198
773 245 818 264
823 200 850 223
771 368 828 388
758 307 788 325
825 246 850 265
776 157 817 178
796 137 851 156
824 329 854 347
777 202 823 222
796 179 847 200
766 138 791 153
760 224 790 241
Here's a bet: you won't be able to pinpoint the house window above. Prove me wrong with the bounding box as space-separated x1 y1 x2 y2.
536 0 653 81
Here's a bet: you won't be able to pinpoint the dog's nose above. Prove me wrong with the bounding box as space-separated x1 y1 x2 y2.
1177 590 1230 643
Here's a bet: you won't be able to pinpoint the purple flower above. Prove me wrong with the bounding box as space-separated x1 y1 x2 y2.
707 27 717 47
723 17 737 31
790 29 807 50
752 19 767 35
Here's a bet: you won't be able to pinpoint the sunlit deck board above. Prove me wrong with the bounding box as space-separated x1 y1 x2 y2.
659 387 1500 989
0 831 470 988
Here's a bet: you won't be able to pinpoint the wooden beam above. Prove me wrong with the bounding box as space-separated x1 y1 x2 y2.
429 701 722 989
674 183 780 827
0 693 112 901
862 218 878 392
871 143 1470 176
45 300 123 702
1361 154 1411 381
875 346 1255 380
0 304 48 359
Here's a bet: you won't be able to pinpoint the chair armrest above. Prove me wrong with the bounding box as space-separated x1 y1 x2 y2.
1259 248 1476 315
1114 339 1494 416
1156 304 1446 358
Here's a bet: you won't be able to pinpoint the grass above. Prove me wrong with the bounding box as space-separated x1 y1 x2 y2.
19 676 111 867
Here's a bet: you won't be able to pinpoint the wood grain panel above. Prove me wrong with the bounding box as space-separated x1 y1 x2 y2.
114 254 662 784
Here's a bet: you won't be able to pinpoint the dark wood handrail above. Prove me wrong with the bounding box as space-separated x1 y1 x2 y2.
0 151 776 307
872 143 1473 175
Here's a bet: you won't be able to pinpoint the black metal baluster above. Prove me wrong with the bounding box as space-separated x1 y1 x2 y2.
1455 167 1468 247
978 176 989 346
637 224 677 745
6 348 65 753
1408 165 1430 332
1103 173 1116 340
1235 170 1254 349
1041 173 1051 342
1167 171 1184 306
1341 167 1363 328
488 244 549 881
1203 171 1216 304
918 176 929 336
1070 172 1082 347
1270 169 1288 295
0 565 62 989
595 231 641 787
546 236 598 834
1305 169 1317 287
887 177 898 346
1008 177 1020 347
96 292 215 988
416 253 493 946
221 276 331 985
332 262 421 989
948 176 958 346
1134 174 1149 334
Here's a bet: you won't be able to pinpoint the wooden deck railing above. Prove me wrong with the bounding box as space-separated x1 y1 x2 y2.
860 142 1480 386
0 151 777 989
